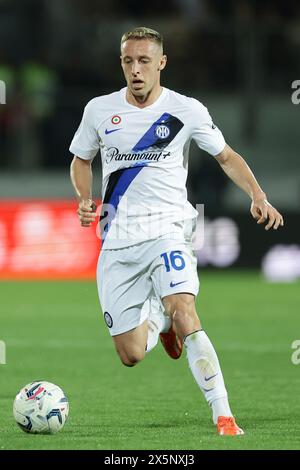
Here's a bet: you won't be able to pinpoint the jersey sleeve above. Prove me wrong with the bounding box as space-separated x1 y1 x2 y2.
69 101 99 159
189 98 226 157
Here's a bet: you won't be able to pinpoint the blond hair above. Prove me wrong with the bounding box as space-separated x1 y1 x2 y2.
121 27 163 51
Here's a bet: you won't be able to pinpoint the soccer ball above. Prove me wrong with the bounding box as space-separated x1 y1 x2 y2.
13 381 69 434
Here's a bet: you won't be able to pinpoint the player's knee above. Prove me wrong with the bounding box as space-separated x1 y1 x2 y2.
120 354 143 367
117 347 145 367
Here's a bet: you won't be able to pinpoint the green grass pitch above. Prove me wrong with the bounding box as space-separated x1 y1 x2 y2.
0 271 300 450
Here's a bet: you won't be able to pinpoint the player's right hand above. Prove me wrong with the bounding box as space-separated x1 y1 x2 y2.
77 199 97 227
250 197 284 231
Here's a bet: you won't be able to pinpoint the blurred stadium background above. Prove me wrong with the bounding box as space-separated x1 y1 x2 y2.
1 0 300 450
0 0 299 279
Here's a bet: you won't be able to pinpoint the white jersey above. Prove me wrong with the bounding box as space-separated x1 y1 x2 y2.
69 87 226 249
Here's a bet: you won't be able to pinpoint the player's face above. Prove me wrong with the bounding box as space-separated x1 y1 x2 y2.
120 39 166 97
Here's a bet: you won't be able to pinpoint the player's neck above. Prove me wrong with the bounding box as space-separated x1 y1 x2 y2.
126 85 163 109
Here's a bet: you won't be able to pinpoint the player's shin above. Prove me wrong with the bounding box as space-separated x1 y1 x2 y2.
184 330 233 423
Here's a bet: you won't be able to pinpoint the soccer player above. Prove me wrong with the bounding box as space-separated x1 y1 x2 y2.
69 27 283 436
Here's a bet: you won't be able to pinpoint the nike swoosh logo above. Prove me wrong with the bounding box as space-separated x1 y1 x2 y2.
204 373 218 381
169 280 187 288
105 128 122 135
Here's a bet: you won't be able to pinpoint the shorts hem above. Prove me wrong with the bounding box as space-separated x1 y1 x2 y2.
160 286 199 299
107 315 148 337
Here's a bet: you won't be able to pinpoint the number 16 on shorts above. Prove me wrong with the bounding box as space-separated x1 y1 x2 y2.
160 251 186 272
159 248 199 295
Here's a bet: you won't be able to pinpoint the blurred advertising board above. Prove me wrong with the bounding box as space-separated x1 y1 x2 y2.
0 200 100 279
195 213 300 281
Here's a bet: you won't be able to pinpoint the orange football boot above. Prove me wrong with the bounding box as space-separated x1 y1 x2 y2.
217 416 244 436
159 326 183 359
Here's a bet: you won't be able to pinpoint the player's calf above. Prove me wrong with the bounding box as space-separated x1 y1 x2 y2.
163 293 201 339
158 293 199 360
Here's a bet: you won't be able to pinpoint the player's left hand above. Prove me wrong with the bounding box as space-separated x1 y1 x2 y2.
250 197 284 230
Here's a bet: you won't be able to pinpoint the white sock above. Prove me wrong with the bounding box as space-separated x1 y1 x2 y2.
184 330 233 424
146 319 161 353
146 297 171 353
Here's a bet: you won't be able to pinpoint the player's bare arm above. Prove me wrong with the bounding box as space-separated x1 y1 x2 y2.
70 156 97 227
215 144 284 230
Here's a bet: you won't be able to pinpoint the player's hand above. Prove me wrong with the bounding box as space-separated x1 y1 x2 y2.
250 196 284 230
77 199 97 227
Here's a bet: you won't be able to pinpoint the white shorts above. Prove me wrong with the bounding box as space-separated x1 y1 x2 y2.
97 237 199 336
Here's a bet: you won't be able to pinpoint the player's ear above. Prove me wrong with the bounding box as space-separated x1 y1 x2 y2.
158 55 167 71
